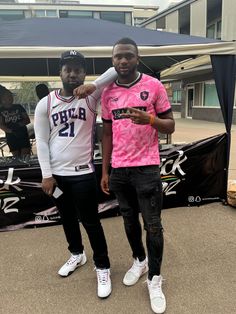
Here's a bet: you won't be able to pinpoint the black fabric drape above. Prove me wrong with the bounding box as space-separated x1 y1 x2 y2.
211 55 236 133
211 55 236 201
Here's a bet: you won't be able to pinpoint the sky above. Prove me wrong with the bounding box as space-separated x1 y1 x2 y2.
156 0 183 12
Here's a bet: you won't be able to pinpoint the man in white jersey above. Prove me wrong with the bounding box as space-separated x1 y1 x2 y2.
34 50 117 298
101 38 175 313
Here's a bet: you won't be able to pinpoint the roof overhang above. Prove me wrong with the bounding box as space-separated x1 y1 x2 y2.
0 41 235 58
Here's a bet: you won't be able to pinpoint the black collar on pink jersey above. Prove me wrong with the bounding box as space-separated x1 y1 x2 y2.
115 72 142 88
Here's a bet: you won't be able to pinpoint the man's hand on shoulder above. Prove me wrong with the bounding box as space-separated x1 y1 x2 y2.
73 84 96 99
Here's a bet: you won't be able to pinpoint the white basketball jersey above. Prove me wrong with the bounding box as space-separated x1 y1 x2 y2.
34 67 117 178
45 90 97 176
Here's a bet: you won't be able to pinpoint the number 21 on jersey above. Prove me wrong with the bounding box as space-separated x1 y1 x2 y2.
59 122 75 137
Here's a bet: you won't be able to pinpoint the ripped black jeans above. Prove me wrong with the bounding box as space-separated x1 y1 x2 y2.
109 166 163 279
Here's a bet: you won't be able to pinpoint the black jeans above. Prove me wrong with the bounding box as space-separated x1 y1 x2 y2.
109 166 163 279
53 173 110 269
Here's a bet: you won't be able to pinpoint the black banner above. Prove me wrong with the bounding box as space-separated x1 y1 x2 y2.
160 133 226 208
0 133 227 231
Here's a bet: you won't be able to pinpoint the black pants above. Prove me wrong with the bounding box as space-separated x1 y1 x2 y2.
53 172 110 269
109 166 163 279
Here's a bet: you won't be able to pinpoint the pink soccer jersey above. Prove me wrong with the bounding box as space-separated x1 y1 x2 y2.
101 73 171 168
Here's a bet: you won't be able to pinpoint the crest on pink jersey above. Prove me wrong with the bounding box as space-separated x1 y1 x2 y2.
140 91 149 100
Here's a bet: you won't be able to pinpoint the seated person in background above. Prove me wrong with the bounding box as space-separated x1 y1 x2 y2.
35 83 49 100
0 85 31 158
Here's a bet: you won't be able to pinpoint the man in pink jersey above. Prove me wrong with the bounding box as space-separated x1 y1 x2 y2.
34 50 117 299
101 38 175 313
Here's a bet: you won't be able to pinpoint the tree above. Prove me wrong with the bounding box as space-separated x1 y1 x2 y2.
13 81 50 114
14 82 49 104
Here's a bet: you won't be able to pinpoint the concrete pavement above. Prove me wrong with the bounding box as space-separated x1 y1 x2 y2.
0 203 235 314
172 117 236 180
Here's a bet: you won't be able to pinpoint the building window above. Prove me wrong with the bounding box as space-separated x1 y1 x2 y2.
216 20 221 39
59 11 67 18
125 12 132 25
203 82 220 107
0 10 24 20
35 10 45 18
35 10 57 18
207 24 215 39
172 90 182 103
24 10 32 19
207 20 221 40
93 12 100 19
156 17 165 30
179 5 190 35
59 10 92 18
207 0 222 40
68 11 92 18
100 11 125 24
46 10 57 18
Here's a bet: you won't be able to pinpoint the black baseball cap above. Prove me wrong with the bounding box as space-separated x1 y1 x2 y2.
59 50 86 68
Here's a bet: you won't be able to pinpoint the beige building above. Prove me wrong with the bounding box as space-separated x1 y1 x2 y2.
0 0 158 26
139 0 236 123
140 0 235 41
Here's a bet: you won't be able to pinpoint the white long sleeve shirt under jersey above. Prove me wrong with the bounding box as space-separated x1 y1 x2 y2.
34 67 117 178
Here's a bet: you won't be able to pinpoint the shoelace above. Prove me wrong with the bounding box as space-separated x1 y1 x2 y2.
144 277 165 285
96 269 109 285
144 277 166 298
151 281 162 295
66 255 80 265
129 260 146 275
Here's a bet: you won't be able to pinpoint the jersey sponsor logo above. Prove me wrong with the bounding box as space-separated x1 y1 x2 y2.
140 91 149 101
112 106 146 120
51 107 86 126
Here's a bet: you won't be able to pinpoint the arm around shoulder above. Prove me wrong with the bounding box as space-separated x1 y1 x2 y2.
93 67 117 90
73 67 117 100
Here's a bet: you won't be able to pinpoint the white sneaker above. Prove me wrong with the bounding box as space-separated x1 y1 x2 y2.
96 268 112 298
123 257 148 286
147 275 166 314
58 251 87 277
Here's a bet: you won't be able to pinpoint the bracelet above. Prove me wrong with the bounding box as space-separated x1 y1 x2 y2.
149 114 155 126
